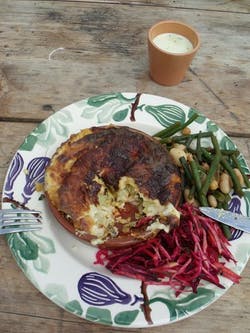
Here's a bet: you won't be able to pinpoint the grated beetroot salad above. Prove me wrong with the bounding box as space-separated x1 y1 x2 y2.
95 203 241 296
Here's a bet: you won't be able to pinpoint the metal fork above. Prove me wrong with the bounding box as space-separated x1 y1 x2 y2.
0 209 42 235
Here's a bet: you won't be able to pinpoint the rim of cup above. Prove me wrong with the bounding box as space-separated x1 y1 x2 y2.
148 20 201 56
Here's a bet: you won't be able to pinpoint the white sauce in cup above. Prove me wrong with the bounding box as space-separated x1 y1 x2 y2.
153 33 193 54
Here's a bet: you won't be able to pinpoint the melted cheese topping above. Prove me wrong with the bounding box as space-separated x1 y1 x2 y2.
76 175 180 245
45 126 182 246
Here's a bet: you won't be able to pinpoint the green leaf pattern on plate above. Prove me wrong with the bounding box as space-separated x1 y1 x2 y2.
237 154 250 174
19 132 39 152
19 111 74 151
6 231 56 274
45 283 69 305
86 307 113 325
87 93 134 107
143 104 186 127
28 232 56 273
112 108 129 122
243 190 250 217
220 136 237 151
28 232 55 254
206 120 219 132
85 307 139 326
149 288 215 321
65 300 83 316
80 93 136 123
188 107 206 124
6 232 39 261
114 310 140 326
33 255 50 273
6 233 33 272
44 283 83 316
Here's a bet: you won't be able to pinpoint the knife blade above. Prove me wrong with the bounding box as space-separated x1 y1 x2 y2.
199 207 250 234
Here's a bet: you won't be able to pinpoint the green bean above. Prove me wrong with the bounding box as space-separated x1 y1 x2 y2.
201 148 213 163
220 157 244 197
172 131 213 143
190 160 208 206
200 154 221 196
211 134 221 155
196 131 203 162
200 135 243 196
179 156 192 184
190 160 202 190
200 194 208 206
190 184 196 198
185 136 193 148
178 113 200 132
223 195 231 209
154 122 181 139
212 190 227 203
154 113 200 140
186 147 196 155
159 137 174 145
210 149 240 156
220 223 232 240
217 201 223 209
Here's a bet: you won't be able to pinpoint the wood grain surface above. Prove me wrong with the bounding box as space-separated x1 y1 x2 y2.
0 1 249 134
0 1 250 332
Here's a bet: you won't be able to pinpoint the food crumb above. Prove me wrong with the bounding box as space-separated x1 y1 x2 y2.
35 182 44 192
23 168 29 175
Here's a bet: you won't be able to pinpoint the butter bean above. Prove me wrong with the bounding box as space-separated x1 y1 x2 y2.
169 147 187 167
219 172 231 194
233 168 245 186
181 127 191 135
208 194 218 208
209 178 219 191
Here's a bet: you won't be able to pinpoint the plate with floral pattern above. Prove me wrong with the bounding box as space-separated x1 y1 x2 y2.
2 93 250 327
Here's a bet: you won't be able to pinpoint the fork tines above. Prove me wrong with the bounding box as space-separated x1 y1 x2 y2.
1 209 41 215
1 209 42 227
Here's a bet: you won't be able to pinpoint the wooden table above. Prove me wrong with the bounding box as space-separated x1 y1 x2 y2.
0 1 250 332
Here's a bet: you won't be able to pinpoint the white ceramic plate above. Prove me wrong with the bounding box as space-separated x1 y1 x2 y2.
2 93 250 327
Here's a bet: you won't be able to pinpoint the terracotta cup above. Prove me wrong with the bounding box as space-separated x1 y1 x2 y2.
148 21 200 86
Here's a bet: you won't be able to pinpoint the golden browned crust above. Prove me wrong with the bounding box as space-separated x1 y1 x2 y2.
44 125 182 248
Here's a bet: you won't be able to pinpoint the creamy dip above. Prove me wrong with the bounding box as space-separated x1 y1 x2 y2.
153 33 193 54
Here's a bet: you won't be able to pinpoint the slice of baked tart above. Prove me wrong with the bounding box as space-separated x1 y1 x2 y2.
44 125 182 248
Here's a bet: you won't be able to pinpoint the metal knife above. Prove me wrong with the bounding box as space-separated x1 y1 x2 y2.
199 207 250 233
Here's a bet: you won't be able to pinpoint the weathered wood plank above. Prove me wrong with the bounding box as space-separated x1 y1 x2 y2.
0 122 36 189
0 1 250 332
37 0 250 14
0 1 249 134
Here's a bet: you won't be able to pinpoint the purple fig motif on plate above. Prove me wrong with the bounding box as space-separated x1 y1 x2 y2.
78 272 132 306
4 152 24 199
228 196 244 240
228 196 242 214
22 157 50 204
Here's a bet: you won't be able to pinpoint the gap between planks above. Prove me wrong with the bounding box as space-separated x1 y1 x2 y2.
30 0 250 14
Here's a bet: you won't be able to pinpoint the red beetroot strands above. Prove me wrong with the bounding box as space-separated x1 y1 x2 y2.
95 203 241 296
